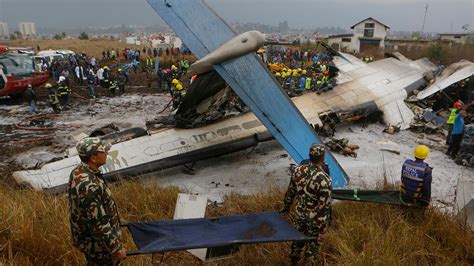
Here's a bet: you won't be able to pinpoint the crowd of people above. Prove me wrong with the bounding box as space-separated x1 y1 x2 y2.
101 46 191 61
27 47 194 114
28 44 344 116
264 48 338 96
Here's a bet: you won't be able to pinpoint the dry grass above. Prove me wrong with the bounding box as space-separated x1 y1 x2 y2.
397 43 474 65
0 180 472 265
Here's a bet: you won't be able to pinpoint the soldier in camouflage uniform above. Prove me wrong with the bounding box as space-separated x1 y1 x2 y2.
281 144 332 265
68 137 127 265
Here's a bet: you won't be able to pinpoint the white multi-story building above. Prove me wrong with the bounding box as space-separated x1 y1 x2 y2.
328 17 390 54
0 22 9 37
18 22 37 36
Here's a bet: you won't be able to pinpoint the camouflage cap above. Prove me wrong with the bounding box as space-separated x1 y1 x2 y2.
309 144 326 157
76 137 111 157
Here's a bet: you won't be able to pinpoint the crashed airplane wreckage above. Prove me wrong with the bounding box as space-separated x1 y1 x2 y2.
14 1 443 194
13 48 439 192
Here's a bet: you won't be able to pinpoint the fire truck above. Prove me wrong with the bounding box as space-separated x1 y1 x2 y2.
0 45 49 97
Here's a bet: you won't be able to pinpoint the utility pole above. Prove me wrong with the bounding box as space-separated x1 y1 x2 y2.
421 4 429 36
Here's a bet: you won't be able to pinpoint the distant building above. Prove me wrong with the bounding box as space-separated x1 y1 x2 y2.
151 35 182 49
125 36 141 46
18 22 36 36
438 33 473 44
0 22 9 38
327 17 390 54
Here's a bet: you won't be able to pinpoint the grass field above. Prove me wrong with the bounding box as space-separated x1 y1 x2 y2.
0 178 472 265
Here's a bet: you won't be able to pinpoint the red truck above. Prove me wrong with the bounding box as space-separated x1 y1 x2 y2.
0 45 49 97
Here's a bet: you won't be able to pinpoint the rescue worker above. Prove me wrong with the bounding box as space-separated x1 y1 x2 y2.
68 137 127 265
109 78 118 96
446 101 462 145
45 83 61 113
57 76 70 106
171 78 180 95
102 66 111 92
172 83 186 109
280 144 332 265
170 65 179 79
179 59 190 71
145 58 154 88
177 83 186 97
400 145 433 206
447 108 467 158
299 76 306 91
275 72 282 85
305 76 312 91
117 69 126 94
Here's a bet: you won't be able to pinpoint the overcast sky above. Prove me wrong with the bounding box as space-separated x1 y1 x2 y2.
0 0 473 32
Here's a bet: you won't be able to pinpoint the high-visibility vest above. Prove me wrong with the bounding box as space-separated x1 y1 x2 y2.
447 108 458 124
400 159 428 201
57 83 68 95
305 78 311 90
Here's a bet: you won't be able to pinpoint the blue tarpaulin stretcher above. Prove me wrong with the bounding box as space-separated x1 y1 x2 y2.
126 212 314 255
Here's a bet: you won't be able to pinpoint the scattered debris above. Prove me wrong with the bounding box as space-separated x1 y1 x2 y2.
383 124 401 135
89 123 120 137
379 149 401 155
325 138 359 157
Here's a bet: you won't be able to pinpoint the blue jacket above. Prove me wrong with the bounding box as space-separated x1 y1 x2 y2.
299 77 305 90
451 112 465 135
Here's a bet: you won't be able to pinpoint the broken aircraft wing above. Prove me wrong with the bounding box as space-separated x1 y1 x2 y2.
330 54 436 129
147 0 348 185
416 60 474 100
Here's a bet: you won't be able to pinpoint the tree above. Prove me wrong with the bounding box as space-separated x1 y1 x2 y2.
14 31 22 39
78 32 89 40
411 32 421 40
427 43 446 64
9 34 16 40
54 33 62 40
61 32 67 38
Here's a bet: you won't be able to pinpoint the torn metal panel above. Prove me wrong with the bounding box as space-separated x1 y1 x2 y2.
421 111 447 127
417 60 474 100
